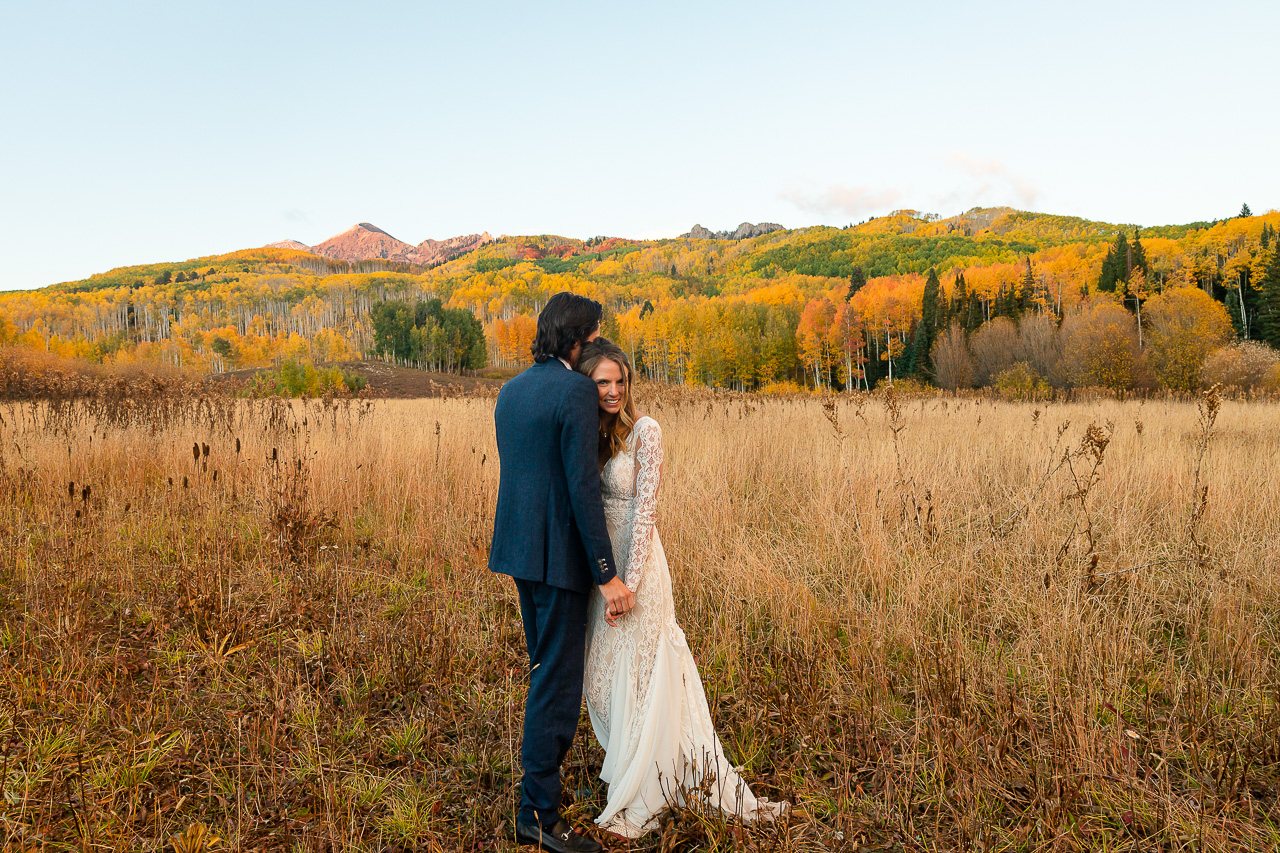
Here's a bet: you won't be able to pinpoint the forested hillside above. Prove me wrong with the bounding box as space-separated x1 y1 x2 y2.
3 206 1279 394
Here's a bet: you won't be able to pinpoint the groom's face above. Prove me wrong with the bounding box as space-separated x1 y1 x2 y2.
567 327 601 368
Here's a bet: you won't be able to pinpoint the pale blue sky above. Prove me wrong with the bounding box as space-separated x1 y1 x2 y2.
1 0 1275 291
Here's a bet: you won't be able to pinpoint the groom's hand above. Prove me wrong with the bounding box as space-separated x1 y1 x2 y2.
599 577 634 627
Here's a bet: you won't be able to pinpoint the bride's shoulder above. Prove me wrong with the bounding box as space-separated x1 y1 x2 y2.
632 414 662 443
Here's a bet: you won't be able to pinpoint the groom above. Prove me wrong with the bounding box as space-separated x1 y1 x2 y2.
490 292 636 853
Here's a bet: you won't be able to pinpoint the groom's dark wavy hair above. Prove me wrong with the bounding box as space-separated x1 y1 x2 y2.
531 292 603 363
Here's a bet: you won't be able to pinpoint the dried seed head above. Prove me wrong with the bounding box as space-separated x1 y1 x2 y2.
68 480 75 499
202 443 210 458
182 476 189 488
192 442 200 462
235 437 241 454
821 396 842 436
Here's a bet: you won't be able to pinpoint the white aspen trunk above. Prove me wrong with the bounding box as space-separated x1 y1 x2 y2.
885 323 893 383
1239 275 1250 339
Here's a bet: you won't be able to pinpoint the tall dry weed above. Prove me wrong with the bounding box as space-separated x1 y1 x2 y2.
0 386 1276 851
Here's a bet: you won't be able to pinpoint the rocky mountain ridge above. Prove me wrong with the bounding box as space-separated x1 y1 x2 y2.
681 222 785 240
266 223 493 267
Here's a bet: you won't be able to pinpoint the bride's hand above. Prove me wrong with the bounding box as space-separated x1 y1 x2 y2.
599 576 634 627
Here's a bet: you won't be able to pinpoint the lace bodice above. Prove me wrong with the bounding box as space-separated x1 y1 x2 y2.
601 416 663 593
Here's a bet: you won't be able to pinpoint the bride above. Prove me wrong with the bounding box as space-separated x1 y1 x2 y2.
575 339 787 839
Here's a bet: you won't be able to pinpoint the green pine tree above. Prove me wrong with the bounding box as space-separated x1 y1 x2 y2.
1241 203 1253 218
965 287 983 332
1130 228 1149 277
922 268 943 330
1020 257 1035 313
948 272 967 325
1098 230 1130 292
846 266 867 301
1255 243 1280 348
908 268 943 377
990 286 1015 320
1225 288 1247 339
905 320 926 377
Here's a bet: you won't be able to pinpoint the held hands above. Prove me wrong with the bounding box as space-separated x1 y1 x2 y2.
598 576 635 627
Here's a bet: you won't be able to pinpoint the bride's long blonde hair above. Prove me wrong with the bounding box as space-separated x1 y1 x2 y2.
576 338 638 465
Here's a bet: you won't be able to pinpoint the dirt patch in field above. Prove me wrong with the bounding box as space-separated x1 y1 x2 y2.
342 360 510 397
209 360 513 398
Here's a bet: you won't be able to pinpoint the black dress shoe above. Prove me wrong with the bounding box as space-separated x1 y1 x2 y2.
514 819 603 853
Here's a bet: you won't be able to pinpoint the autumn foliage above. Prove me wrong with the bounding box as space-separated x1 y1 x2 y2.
3 207 1280 394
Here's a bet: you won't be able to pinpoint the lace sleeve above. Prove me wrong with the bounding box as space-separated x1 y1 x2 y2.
624 418 663 593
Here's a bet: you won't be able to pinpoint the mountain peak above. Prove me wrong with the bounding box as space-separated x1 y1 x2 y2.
265 239 313 253
308 225 493 266
355 222 394 237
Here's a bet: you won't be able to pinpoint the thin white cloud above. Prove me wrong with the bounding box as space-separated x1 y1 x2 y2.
779 184 903 219
282 208 311 225
940 152 1040 209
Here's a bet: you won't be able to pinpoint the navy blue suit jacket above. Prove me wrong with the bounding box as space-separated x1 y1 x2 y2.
489 359 618 593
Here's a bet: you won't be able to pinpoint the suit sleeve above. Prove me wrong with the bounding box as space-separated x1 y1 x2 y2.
560 378 619 585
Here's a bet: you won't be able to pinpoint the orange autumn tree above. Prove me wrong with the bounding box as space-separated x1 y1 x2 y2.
796 296 837 388
490 314 537 368
827 300 866 390
848 273 925 384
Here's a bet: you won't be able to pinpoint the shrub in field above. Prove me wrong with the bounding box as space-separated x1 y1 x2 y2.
873 375 932 395
1201 340 1280 390
929 322 974 390
247 359 363 397
759 379 806 395
1015 312 1065 386
1144 287 1235 392
995 361 1052 401
970 317 1019 386
0 345 197 400
1061 297 1150 393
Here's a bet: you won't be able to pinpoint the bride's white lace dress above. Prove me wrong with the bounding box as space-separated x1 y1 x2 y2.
584 416 785 838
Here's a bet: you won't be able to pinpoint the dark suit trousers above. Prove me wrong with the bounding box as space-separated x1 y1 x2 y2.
513 578 589 828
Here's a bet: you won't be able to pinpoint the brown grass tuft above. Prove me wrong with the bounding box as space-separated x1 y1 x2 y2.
0 387 1276 851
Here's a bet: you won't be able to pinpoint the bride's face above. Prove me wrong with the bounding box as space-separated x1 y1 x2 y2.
591 359 626 416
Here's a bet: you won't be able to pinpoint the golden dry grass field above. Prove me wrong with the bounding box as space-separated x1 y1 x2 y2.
1 386 1278 852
